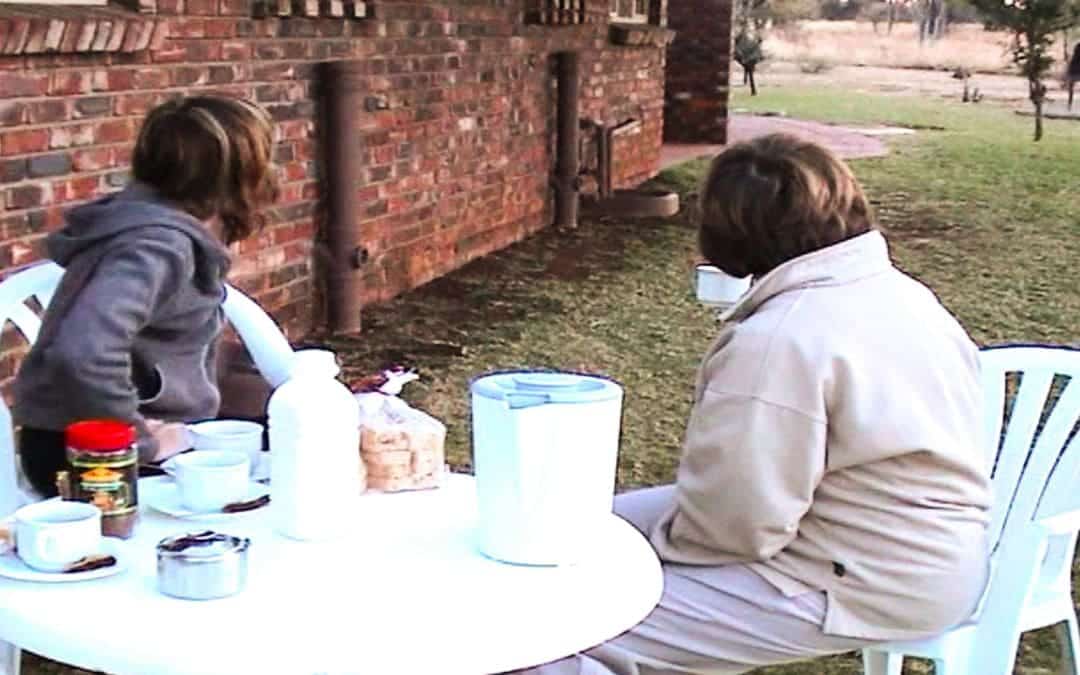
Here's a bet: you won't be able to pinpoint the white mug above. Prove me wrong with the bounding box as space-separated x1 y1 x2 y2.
187 420 264 476
172 450 250 513
695 264 751 310
14 501 102 572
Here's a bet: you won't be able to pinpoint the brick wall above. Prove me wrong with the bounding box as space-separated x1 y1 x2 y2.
0 0 672 388
664 0 733 144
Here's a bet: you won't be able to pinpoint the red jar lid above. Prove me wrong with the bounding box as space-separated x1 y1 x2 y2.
65 420 136 452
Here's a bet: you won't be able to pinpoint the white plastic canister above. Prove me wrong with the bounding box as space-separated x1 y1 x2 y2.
268 349 362 540
470 371 624 566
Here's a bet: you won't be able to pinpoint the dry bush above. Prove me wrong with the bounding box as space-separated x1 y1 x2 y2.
764 20 1017 73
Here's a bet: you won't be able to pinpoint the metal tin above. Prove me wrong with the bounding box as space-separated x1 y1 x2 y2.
156 531 250 600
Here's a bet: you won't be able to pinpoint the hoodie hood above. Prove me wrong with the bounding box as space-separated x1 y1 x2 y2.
48 181 231 284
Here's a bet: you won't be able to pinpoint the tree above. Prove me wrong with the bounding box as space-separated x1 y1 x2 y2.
862 1 898 33
972 0 1080 140
914 0 948 41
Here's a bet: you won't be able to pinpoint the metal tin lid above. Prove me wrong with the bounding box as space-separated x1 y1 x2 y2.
157 531 250 562
470 371 622 409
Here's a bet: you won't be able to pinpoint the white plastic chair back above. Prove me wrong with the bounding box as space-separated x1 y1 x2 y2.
0 261 296 510
981 346 1080 552
0 262 65 510
0 262 64 347
967 345 1080 673
864 344 1080 675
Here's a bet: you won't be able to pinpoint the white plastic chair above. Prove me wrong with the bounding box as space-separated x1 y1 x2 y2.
863 345 1080 675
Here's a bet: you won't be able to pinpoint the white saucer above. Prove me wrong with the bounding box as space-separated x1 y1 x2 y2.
0 537 128 583
140 476 269 521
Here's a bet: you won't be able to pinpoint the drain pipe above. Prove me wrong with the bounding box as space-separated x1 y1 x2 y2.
319 60 366 335
554 52 580 229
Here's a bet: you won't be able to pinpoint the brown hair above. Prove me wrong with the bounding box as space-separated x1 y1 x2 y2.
131 96 279 245
697 133 874 278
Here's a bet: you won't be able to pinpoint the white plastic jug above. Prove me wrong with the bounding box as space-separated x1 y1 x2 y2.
470 371 623 565
269 349 362 540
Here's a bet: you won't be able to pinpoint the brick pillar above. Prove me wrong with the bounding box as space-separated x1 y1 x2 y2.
664 0 733 144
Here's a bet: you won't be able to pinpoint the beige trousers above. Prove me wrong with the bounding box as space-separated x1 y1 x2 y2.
518 486 873 675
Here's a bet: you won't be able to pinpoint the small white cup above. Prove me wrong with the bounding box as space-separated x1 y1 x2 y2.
187 420 264 475
172 450 250 513
14 501 102 572
695 264 751 310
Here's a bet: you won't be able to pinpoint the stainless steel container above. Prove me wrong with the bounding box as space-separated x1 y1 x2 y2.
156 531 250 600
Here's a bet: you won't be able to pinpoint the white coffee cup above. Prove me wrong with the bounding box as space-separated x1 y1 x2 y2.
695 264 752 310
172 450 250 513
187 420 264 475
14 501 102 573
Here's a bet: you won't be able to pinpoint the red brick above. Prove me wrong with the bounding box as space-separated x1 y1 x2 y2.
222 40 250 60
2 19 30 55
114 91 165 116
72 148 115 173
5 184 50 210
1 129 49 157
132 67 170 90
104 69 137 92
49 71 93 96
170 18 207 39
106 20 130 52
49 124 96 150
0 102 26 128
0 72 48 97
219 0 248 15
186 0 217 14
94 119 136 145
54 176 101 203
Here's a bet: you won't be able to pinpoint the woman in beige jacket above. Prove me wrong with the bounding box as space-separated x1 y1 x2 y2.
525 134 992 675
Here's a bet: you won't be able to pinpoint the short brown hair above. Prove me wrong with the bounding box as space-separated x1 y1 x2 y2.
132 96 279 245
698 134 874 278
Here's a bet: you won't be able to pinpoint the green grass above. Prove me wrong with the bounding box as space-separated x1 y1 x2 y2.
25 86 1080 674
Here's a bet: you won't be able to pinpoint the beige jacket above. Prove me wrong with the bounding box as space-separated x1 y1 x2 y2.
650 231 992 641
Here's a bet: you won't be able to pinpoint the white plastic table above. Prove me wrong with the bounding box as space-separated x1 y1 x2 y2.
0 474 663 675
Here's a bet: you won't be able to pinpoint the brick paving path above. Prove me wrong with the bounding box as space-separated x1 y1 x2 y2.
661 113 890 169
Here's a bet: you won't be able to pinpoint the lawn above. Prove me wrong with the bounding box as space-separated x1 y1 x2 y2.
24 87 1080 674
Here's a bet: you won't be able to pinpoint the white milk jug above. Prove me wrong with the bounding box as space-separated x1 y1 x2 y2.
470 371 623 565
269 349 362 540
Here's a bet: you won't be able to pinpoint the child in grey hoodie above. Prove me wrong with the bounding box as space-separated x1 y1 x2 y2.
14 96 279 496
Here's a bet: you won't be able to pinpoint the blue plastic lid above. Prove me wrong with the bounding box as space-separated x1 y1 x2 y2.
470 371 622 409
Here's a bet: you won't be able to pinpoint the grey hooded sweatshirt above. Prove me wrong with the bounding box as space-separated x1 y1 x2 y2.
14 182 231 459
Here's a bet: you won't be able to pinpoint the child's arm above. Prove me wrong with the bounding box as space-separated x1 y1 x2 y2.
46 234 195 460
